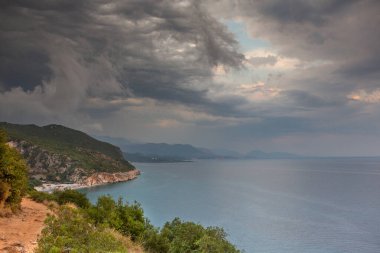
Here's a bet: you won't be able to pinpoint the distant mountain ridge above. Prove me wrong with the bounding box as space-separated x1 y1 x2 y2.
95 136 302 162
95 136 220 161
123 143 216 159
0 122 136 184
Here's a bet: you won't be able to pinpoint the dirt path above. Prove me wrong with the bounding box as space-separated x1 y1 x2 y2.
0 198 50 253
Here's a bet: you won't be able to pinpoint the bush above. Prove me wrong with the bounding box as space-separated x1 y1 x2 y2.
29 190 56 203
36 205 129 253
87 195 122 229
29 189 91 209
158 218 240 253
29 178 43 187
87 195 148 240
141 227 170 253
116 198 146 240
0 129 28 211
34 191 241 253
53 189 91 209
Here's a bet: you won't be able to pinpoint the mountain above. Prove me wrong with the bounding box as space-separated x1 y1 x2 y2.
94 136 219 161
0 122 137 184
122 152 189 163
244 150 301 159
123 143 216 159
95 136 302 162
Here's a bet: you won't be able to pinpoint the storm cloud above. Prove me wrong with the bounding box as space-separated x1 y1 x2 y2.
0 0 244 115
1 0 380 155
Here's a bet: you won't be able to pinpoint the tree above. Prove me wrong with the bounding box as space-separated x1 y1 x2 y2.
0 129 28 211
159 218 240 253
87 195 148 240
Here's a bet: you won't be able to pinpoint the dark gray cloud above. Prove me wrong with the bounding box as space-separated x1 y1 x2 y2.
0 0 243 110
206 0 379 63
283 90 341 108
1 0 380 155
256 0 357 25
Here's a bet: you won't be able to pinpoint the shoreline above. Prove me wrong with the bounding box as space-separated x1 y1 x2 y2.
34 169 140 192
34 182 90 192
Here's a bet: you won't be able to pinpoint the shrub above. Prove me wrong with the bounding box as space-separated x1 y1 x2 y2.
34 191 241 253
28 190 56 203
0 129 28 211
36 205 129 253
159 218 240 253
141 227 170 253
29 178 43 187
87 195 148 240
53 189 91 209
116 198 146 240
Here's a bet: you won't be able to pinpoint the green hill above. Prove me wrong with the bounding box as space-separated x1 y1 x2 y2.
0 122 135 183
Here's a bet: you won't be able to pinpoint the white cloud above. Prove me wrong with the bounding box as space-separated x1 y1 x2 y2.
348 89 380 103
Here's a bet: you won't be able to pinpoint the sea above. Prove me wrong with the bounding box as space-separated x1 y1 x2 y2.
81 158 380 253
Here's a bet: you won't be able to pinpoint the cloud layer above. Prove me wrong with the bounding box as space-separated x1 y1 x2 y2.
1 0 380 155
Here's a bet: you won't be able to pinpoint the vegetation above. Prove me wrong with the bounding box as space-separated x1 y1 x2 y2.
0 122 135 183
0 126 240 252
33 190 240 253
0 129 28 211
159 219 240 253
36 206 130 253
0 122 125 160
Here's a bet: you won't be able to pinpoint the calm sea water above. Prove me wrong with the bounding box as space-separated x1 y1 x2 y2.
81 159 380 253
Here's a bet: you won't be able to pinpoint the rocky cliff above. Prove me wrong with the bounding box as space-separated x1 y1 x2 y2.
7 140 76 182
1 122 139 186
81 170 141 186
7 139 139 186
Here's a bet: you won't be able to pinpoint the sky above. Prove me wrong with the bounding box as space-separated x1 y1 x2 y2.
1 0 380 156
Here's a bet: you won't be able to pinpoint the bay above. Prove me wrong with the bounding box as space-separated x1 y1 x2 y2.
81 158 380 253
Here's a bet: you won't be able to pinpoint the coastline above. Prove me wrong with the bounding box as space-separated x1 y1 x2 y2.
34 169 140 192
34 182 89 192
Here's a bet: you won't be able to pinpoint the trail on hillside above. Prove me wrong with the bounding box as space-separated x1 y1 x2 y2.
0 198 49 253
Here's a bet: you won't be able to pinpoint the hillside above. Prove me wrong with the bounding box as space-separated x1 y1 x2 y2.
122 152 189 163
95 136 219 161
0 122 136 184
121 143 215 159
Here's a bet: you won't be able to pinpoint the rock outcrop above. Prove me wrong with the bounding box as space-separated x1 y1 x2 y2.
7 140 139 186
8 140 75 182
81 169 141 186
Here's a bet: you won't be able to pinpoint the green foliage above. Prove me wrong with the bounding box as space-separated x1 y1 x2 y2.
0 128 28 211
36 206 129 253
116 198 146 240
141 227 170 253
144 218 240 253
29 189 90 209
87 195 147 240
53 189 91 209
28 177 43 187
33 190 240 253
88 195 123 229
28 190 56 203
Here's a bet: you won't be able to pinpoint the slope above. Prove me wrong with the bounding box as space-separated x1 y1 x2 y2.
0 122 135 183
